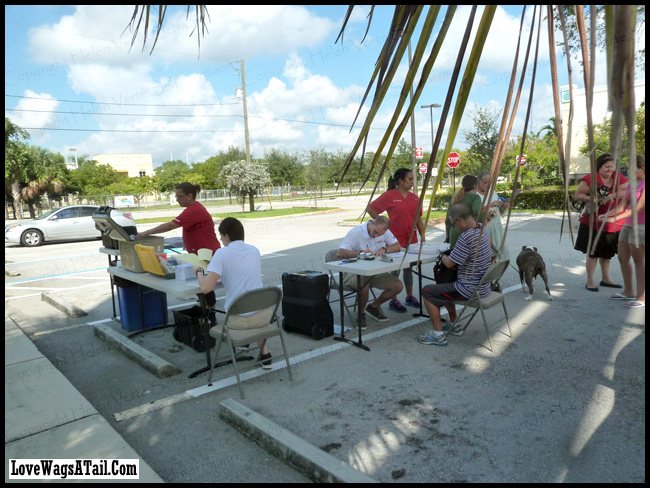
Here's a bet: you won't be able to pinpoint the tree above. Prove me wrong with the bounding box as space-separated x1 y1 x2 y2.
463 104 501 176
553 6 645 70
536 116 558 141
579 102 646 167
22 147 69 217
153 160 192 193
5 118 31 220
305 147 331 198
264 148 304 186
193 146 248 189
505 132 561 188
71 159 127 200
220 160 270 212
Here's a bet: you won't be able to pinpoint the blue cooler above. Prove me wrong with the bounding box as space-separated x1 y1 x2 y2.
114 276 168 332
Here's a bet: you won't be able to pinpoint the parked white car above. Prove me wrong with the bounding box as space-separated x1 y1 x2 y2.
5 205 135 247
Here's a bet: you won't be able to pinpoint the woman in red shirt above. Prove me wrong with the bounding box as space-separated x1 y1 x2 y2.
573 154 628 292
367 168 424 311
137 182 221 307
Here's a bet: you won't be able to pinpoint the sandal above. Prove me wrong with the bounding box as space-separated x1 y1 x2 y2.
624 300 645 308
609 293 636 300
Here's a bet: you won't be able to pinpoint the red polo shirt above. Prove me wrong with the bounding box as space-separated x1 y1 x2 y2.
173 201 221 254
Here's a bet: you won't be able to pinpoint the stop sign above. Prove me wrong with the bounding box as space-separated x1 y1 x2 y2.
419 163 427 174
516 154 527 166
447 152 460 168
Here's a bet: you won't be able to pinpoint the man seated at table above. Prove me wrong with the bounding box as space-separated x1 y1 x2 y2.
337 215 404 329
192 217 273 369
418 203 492 346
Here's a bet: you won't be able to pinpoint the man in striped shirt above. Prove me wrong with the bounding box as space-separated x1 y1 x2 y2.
419 204 492 346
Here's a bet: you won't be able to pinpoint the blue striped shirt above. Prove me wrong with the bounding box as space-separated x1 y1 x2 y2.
449 224 492 298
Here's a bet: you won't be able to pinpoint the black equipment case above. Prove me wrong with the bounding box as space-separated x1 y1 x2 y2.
281 271 333 340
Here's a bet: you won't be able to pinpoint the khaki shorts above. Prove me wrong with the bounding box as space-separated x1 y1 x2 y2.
619 224 645 246
343 272 399 291
228 307 274 330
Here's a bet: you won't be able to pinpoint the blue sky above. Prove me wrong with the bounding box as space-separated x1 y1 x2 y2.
5 5 644 167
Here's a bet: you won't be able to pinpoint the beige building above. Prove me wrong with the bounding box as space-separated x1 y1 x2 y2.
561 81 645 179
92 153 154 178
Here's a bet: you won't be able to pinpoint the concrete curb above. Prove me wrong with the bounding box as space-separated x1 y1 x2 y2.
41 292 88 318
93 323 182 378
219 399 378 484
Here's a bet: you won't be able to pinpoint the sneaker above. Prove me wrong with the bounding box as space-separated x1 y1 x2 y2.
235 344 250 353
442 322 464 336
405 296 421 308
418 330 448 346
365 304 389 322
388 300 407 313
260 352 272 370
353 313 367 331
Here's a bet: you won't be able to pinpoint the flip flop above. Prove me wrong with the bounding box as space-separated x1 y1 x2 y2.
609 293 637 300
600 281 623 288
624 300 645 308
585 285 599 292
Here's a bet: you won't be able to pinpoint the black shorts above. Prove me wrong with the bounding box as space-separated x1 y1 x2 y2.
574 223 619 259
422 283 464 308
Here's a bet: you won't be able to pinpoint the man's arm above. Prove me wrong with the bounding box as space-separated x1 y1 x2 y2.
337 248 361 259
192 265 221 294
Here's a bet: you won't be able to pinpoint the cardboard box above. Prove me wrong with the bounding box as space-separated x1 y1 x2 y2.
118 236 164 273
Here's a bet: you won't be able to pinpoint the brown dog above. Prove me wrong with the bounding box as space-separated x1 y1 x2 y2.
516 246 553 301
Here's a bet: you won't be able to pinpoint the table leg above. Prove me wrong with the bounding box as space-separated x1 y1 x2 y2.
413 262 429 318
333 272 370 351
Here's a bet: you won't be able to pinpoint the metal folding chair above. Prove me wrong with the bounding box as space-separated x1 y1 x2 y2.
451 259 512 351
208 286 293 399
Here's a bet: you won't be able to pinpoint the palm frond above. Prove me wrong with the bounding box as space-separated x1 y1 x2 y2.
126 5 209 56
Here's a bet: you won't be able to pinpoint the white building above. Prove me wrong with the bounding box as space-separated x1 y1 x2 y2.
92 153 154 178
560 81 645 178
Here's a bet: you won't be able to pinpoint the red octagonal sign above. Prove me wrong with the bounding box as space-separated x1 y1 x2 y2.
447 152 460 168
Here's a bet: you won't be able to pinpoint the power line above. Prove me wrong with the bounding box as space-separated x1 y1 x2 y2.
19 127 243 133
5 94 238 107
8 108 241 118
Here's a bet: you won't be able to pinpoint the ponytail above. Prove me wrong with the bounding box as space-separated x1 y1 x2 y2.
388 168 412 190
452 175 478 205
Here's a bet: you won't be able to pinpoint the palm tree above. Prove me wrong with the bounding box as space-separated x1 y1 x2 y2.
536 117 558 141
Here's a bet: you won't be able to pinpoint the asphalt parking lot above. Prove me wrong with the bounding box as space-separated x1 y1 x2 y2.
5 198 645 483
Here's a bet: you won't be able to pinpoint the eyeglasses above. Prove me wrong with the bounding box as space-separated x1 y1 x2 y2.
175 194 187 200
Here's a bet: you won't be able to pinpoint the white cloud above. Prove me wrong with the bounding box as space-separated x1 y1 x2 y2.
6 90 60 143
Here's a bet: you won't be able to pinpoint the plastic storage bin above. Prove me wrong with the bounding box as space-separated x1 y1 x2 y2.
172 306 216 352
114 276 168 332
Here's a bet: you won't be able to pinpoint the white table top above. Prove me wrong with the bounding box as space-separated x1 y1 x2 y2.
323 250 439 277
107 264 222 298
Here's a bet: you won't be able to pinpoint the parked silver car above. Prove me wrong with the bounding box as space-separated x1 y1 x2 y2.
5 205 135 247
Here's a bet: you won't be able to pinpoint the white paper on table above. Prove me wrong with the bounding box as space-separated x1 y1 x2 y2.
407 243 445 254
175 253 209 268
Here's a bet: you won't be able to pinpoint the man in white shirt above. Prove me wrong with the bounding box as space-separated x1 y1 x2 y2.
337 216 403 327
193 218 273 369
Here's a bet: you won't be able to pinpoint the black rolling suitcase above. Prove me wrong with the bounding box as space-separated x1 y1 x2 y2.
282 271 334 340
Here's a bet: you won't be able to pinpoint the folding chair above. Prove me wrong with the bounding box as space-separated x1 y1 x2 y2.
451 259 512 351
208 286 293 399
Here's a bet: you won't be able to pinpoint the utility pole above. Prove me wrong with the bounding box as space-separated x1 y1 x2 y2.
240 59 251 164
407 41 417 194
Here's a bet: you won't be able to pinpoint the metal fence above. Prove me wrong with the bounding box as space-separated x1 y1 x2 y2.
31 182 389 213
